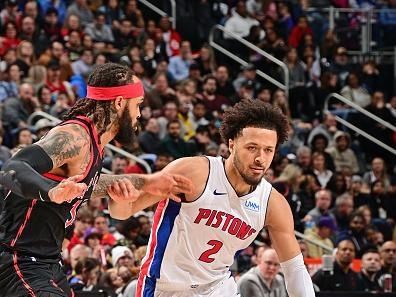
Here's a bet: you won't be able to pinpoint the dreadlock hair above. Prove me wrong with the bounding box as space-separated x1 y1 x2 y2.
220 99 289 147
62 63 135 142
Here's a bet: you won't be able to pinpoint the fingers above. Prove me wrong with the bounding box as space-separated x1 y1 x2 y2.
172 175 194 194
65 175 84 182
169 193 182 203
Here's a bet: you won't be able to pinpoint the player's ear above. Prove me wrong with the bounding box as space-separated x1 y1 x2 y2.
228 139 234 153
114 96 125 112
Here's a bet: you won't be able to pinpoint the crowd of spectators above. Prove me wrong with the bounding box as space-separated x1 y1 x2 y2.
0 0 395 296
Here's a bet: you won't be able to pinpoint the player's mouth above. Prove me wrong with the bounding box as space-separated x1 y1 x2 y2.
250 167 264 174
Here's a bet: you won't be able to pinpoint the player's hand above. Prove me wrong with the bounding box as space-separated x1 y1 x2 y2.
144 172 194 202
107 178 141 203
48 175 87 204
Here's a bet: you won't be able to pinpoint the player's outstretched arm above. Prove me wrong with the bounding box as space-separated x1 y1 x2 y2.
0 124 89 202
266 189 316 297
96 157 204 220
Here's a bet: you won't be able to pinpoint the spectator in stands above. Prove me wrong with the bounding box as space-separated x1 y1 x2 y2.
68 208 94 252
379 0 396 47
0 21 20 57
71 48 94 76
326 131 360 174
141 38 164 78
277 2 294 41
308 112 338 147
196 75 230 115
61 13 81 43
379 241 396 287
310 133 336 171
188 125 217 156
350 175 371 209
312 239 363 291
214 65 235 101
304 189 335 225
363 157 391 192
238 248 287 297
157 100 179 139
68 244 92 278
359 249 383 292
158 16 180 57
337 211 368 258
43 7 62 43
116 216 145 249
145 72 175 113
66 0 94 27
331 193 355 232
305 215 336 258
296 146 312 173
195 44 217 76
69 258 102 292
15 40 35 78
224 1 259 39
330 46 353 87
168 40 194 82
161 119 191 159
340 72 371 108
98 0 125 28
33 118 54 140
190 101 209 131
0 0 21 26
233 63 261 93
84 11 114 43
110 154 128 174
0 63 19 102
312 151 333 188
19 15 48 56
2 82 41 130
288 16 313 49
138 117 162 154
94 213 117 248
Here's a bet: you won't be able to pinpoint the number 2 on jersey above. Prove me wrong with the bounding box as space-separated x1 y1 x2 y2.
198 240 223 263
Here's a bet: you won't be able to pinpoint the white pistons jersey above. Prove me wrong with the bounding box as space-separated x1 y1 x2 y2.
137 156 272 294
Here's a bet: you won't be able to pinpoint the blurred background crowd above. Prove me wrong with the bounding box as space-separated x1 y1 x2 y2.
0 0 395 296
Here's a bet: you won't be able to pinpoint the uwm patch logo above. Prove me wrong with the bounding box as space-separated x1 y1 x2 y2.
244 200 260 212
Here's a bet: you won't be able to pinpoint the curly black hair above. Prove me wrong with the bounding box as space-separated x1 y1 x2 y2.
220 99 289 146
62 63 135 142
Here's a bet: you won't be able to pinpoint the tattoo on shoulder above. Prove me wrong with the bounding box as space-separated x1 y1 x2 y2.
38 125 89 168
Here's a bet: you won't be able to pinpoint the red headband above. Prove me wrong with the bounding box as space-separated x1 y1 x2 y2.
86 82 144 101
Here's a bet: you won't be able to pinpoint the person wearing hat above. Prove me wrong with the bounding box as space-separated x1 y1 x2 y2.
83 227 103 250
233 63 261 92
305 215 336 258
326 131 360 174
34 118 55 140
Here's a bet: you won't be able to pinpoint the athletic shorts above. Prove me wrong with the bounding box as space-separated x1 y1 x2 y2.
0 250 72 297
138 275 240 297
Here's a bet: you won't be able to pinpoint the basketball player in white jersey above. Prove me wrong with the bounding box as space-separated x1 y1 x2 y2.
112 99 315 297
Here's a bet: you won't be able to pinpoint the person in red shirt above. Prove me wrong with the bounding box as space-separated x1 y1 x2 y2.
67 208 94 252
94 213 117 247
0 21 20 57
288 16 313 49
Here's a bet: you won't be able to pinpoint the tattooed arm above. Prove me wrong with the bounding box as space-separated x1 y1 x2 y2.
35 124 90 170
96 158 199 219
0 124 90 202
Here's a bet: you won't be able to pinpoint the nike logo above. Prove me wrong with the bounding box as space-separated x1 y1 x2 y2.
213 189 227 195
